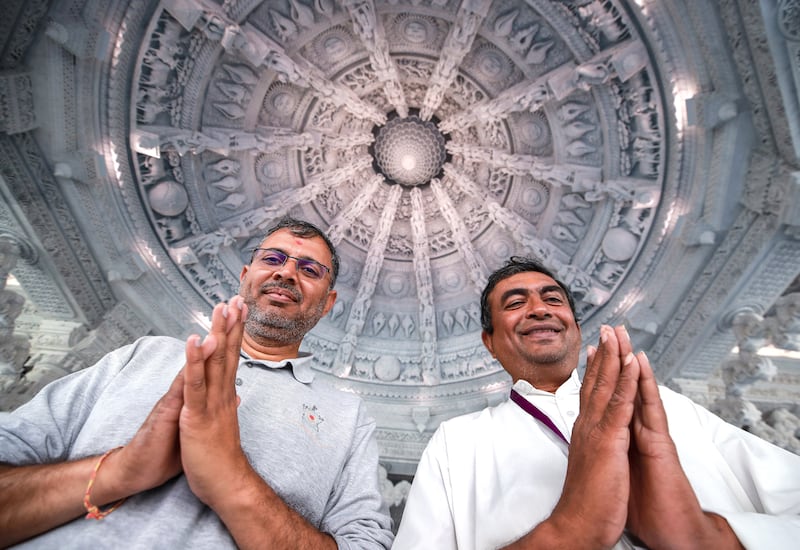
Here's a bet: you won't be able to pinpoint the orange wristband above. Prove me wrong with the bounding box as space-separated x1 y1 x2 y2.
83 446 126 520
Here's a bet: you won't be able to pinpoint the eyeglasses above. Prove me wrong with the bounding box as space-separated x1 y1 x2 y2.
250 248 331 280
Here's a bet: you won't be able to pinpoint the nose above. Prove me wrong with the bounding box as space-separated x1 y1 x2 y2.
270 258 299 282
526 298 552 319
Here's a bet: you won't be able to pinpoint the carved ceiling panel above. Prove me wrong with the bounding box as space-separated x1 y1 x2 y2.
127 0 666 388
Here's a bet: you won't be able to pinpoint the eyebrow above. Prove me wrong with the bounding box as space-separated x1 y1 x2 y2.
265 246 323 263
498 284 567 304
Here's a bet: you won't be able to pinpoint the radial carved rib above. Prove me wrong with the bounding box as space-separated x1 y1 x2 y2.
332 186 402 378
320 130 375 150
221 157 373 238
410 188 440 385
445 165 569 266
342 0 409 118
446 142 605 193
326 174 384 246
419 1 492 121
439 37 646 133
162 0 387 124
430 178 488 294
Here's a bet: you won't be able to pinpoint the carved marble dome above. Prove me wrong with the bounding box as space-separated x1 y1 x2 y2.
128 0 673 437
1 0 799 481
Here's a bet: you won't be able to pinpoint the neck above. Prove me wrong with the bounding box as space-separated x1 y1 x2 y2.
512 363 574 393
518 377 568 393
241 332 302 362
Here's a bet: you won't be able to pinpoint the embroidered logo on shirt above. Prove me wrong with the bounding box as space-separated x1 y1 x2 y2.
302 404 324 432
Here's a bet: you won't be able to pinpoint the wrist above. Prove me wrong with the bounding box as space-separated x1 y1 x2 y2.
195 454 260 513
699 513 744 550
83 447 127 519
637 512 744 550
511 513 618 550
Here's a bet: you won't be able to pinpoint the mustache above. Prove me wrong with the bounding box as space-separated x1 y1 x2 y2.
258 281 302 302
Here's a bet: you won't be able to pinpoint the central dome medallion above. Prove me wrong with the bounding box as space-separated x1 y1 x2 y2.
372 114 448 187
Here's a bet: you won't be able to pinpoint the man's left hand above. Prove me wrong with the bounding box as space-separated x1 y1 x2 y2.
625 347 744 549
179 295 253 509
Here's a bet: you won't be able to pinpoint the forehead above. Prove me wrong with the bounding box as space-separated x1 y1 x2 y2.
259 229 332 262
489 271 564 303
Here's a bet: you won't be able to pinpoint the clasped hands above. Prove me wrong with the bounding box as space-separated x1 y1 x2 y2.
96 296 250 510
550 325 742 550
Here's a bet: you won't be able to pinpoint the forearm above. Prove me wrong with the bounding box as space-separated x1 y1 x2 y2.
0 456 115 546
0 446 152 547
210 467 337 550
502 514 618 550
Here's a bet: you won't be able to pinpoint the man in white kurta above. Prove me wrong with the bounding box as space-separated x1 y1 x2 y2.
394 258 800 549
395 373 800 549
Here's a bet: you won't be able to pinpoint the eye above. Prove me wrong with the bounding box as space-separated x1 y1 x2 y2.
261 252 285 266
544 294 564 304
504 299 525 309
299 262 323 278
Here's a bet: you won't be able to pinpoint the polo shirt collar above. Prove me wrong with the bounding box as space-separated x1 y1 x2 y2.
239 351 316 384
512 369 581 396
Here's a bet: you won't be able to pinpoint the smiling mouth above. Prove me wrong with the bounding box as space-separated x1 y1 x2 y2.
521 327 562 337
260 284 301 302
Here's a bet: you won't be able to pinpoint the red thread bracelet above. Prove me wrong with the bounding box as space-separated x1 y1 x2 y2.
83 446 126 520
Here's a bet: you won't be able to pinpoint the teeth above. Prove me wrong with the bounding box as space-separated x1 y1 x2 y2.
526 328 558 335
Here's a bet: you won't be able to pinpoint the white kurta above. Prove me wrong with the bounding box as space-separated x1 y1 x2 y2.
394 371 800 550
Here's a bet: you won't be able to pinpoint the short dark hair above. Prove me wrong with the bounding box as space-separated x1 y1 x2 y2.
480 257 577 334
260 217 340 288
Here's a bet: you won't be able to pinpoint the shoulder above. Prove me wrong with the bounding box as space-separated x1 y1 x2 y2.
657 384 708 415
305 377 364 407
95 335 184 364
126 335 185 355
85 335 186 383
656 384 732 433
431 401 511 444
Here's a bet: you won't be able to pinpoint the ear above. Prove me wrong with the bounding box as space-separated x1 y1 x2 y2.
321 289 337 316
481 330 495 357
239 264 249 282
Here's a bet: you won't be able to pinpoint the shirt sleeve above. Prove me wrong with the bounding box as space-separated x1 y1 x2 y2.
0 338 153 464
667 389 800 549
706 412 800 548
393 426 458 550
322 402 395 550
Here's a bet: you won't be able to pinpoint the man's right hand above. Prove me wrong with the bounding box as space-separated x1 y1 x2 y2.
93 366 186 502
552 325 639 548
0 363 190 547
506 325 640 549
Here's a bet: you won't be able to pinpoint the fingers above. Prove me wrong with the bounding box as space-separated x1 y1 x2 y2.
580 326 613 405
222 296 246 387
558 325 636 547
184 333 213 411
118 369 185 494
610 326 639 417
206 296 246 394
137 368 185 434
581 326 621 409
615 325 634 364
633 350 670 434
586 344 597 366
605 339 639 430
580 325 639 430
204 302 233 391
183 296 247 411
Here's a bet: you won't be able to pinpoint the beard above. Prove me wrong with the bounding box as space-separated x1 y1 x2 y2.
240 282 327 345
519 345 569 365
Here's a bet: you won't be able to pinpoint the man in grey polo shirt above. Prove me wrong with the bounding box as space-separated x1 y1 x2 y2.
0 218 394 549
